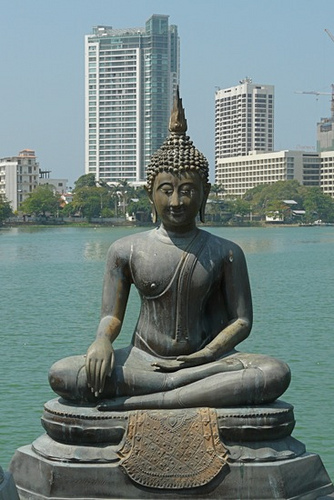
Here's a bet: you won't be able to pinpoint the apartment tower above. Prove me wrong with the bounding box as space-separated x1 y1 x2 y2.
85 15 179 184
215 78 274 165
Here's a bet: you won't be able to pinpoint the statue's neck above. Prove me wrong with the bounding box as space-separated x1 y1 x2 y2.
156 224 199 246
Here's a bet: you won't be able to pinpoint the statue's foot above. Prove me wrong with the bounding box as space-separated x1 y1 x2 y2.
98 397 128 411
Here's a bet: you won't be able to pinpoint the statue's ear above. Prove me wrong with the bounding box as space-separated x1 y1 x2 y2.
144 185 158 224
199 183 211 223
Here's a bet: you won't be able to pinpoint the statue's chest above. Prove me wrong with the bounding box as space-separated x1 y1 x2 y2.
130 244 214 299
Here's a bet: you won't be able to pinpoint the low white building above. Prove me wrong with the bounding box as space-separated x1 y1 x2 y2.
0 150 69 212
320 151 334 198
0 150 39 211
215 150 321 198
39 178 68 194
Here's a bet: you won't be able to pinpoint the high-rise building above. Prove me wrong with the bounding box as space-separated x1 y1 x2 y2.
317 86 334 152
85 15 179 184
215 78 274 165
317 118 334 152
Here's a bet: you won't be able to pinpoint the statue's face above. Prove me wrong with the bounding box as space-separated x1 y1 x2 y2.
152 170 206 230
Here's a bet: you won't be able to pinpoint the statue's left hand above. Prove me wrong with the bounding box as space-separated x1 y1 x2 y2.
152 348 213 372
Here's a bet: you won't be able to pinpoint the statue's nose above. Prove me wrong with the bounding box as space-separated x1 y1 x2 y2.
170 191 182 207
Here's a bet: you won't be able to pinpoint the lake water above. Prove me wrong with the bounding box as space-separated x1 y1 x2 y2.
0 224 333 480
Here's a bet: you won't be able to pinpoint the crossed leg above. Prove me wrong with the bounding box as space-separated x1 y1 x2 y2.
49 346 290 408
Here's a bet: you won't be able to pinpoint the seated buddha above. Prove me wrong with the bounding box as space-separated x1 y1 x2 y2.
49 90 290 410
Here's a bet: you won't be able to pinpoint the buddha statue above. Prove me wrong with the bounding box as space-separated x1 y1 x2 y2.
49 90 290 410
11 92 334 500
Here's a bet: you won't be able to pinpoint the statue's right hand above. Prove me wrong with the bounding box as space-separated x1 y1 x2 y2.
85 338 114 397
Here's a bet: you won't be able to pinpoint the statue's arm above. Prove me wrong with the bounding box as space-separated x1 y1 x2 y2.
205 243 253 356
86 243 131 396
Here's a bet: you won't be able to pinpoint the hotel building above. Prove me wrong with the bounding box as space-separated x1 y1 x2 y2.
320 151 334 198
215 78 274 163
216 150 321 198
85 15 179 184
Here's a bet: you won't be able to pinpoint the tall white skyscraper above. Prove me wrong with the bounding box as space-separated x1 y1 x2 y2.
85 15 179 184
215 78 274 164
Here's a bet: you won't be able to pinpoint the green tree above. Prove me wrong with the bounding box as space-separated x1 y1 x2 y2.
127 187 152 221
230 198 251 222
209 184 225 199
0 196 12 223
113 179 136 217
60 202 76 216
74 173 96 190
243 180 334 223
95 180 119 216
70 175 141 220
205 184 226 222
71 185 116 219
20 185 60 216
244 180 302 207
300 187 334 223
244 180 303 221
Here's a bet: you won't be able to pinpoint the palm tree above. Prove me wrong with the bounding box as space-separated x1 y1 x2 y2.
209 183 225 199
114 179 137 217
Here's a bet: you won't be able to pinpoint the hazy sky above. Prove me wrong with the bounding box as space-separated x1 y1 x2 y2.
1 0 334 185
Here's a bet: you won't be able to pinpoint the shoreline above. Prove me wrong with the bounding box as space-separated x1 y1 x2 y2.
1 220 332 229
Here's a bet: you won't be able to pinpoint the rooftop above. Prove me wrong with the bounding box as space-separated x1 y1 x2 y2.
91 26 145 37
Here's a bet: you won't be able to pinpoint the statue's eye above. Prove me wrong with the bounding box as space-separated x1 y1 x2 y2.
180 186 194 196
161 188 173 195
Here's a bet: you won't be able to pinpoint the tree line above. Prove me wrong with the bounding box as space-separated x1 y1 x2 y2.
206 180 334 224
1 176 334 224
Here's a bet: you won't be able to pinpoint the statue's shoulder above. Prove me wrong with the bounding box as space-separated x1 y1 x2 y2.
107 229 155 257
199 229 245 258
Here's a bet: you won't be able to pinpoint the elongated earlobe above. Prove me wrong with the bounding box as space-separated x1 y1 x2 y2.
144 185 157 224
151 204 158 224
199 202 206 223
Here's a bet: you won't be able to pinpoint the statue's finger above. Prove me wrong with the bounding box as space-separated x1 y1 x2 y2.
151 361 163 368
94 359 102 394
99 360 107 393
110 350 115 370
86 358 93 387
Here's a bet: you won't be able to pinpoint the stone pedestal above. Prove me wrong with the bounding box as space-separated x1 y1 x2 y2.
9 399 334 500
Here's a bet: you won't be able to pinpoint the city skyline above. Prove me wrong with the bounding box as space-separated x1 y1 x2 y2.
1 0 334 185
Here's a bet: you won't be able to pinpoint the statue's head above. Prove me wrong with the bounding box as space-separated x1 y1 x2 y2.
146 89 210 224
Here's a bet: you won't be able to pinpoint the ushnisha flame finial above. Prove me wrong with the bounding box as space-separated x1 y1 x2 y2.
146 87 209 195
169 87 187 134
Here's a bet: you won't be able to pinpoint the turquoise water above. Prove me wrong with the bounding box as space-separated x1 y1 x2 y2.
0 225 333 479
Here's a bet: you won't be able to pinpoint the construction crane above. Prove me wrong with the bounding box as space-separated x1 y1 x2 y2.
325 28 334 43
295 84 334 119
295 30 334 118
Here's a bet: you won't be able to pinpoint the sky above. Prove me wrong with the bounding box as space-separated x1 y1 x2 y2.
1 0 334 186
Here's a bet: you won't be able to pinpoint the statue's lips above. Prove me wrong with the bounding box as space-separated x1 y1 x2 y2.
168 208 185 216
